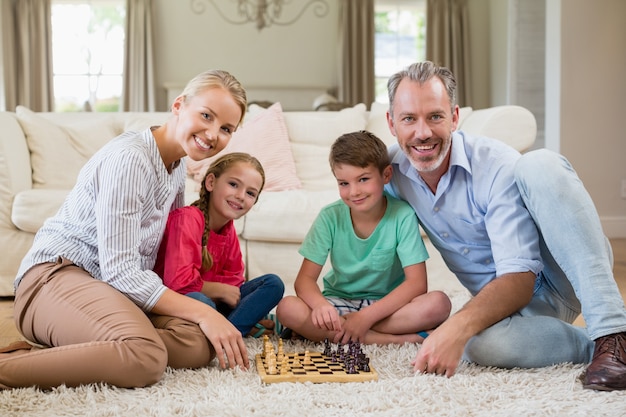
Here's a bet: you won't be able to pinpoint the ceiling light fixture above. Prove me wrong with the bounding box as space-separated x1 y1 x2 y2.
190 0 330 31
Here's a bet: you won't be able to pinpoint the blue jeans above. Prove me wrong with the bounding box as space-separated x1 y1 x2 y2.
186 274 284 336
463 149 626 368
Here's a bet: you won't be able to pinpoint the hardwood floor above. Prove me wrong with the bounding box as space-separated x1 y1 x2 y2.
1 239 625 346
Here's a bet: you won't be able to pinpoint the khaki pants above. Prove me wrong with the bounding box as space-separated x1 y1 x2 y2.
0 258 214 389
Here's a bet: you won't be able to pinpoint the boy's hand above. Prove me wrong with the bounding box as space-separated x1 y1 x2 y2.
338 312 371 343
311 303 342 332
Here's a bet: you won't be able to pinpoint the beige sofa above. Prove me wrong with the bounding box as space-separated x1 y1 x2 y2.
0 102 536 297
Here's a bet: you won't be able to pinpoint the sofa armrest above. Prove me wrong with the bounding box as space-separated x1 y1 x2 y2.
458 105 537 152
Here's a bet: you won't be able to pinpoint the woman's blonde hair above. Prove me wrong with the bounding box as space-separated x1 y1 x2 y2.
179 69 247 127
191 153 265 271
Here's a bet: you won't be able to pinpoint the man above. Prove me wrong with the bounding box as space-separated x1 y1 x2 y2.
384 60 626 391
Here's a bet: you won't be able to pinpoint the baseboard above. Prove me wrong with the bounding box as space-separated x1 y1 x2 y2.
601 216 626 238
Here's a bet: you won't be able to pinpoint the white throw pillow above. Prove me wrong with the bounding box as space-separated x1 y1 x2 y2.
365 102 396 146
123 112 171 132
15 106 118 189
186 102 302 193
290 143 337 191
282 103 368 146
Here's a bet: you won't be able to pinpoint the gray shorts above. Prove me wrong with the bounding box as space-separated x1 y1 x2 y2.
325 297 376 316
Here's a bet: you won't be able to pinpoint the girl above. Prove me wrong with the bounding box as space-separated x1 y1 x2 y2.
154 153 284 338
0 70 249 390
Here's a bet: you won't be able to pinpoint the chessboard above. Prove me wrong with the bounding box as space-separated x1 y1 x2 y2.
256 337 378 384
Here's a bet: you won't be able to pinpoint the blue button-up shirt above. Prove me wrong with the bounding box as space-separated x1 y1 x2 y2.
385 131 543 295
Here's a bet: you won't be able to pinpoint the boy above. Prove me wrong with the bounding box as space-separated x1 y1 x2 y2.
276 130 451 345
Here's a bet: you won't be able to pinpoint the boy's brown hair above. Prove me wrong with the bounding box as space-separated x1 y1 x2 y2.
329 130 390 174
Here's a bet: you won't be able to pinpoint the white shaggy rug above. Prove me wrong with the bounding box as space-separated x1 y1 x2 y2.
1 292 625 417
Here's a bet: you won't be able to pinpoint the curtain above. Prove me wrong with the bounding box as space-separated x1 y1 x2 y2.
338 0 375 108
1 0 54 112
121 0 156 111
426 0 471 107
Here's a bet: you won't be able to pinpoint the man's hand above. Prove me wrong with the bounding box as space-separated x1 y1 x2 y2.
410 271 536 377
410 321 467 377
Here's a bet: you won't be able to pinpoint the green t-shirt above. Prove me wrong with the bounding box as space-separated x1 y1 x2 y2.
299 194 428 299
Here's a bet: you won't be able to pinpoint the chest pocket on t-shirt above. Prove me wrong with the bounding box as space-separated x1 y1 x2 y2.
369 248 396 272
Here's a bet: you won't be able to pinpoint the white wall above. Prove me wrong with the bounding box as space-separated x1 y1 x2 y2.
153 0 340 110
153 0 497 111
557 0 626 237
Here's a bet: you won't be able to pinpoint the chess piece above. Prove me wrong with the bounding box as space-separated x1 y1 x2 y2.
292 356 301 367
323 338 332 356
280 357 289 374
277 339 284 363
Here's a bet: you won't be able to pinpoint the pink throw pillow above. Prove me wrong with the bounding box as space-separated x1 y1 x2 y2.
186 102 302 192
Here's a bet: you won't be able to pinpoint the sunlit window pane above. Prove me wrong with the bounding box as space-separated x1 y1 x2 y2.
51 0 125 112
374 0 426 103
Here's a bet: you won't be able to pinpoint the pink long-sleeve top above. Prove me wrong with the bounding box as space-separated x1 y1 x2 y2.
154 206 245 294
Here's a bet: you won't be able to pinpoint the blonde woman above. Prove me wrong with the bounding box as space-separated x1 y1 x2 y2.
0 70 249 389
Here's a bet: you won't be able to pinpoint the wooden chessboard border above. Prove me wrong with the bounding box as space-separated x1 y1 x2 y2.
255 350 378 384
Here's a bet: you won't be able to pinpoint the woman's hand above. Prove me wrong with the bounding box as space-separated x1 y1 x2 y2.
198 311 249 370
152 289 249 370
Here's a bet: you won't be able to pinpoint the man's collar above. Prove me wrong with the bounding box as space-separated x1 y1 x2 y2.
450 131 471 175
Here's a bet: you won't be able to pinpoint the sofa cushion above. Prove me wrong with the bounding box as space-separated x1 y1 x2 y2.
12 186 245 235
281 104 368 192
15 106 118 189
12 189 68 233
290 143 337 191
121 112 171 132
186 102 302 193
283 103 368 146
459 105 536 152
365 102 397 146
242 189 339 243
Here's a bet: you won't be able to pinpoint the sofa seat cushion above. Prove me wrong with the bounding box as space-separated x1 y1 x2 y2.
13 187 244 235
12 189 69 233
242 189 340 243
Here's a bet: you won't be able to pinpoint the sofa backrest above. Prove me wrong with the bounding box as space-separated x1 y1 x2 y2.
4 102 536 195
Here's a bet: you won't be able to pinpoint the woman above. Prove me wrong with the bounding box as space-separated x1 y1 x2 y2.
0 69 249 390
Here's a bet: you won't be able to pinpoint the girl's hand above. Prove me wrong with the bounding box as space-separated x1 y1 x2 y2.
216 284 241 308
198 313 249 370
204 282 241 308
311 303 342 332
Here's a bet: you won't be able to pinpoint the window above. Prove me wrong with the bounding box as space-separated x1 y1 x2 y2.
374 0 426 103
51 0 125 112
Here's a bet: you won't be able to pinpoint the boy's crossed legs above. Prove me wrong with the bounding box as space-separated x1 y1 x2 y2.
276 291 450 345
